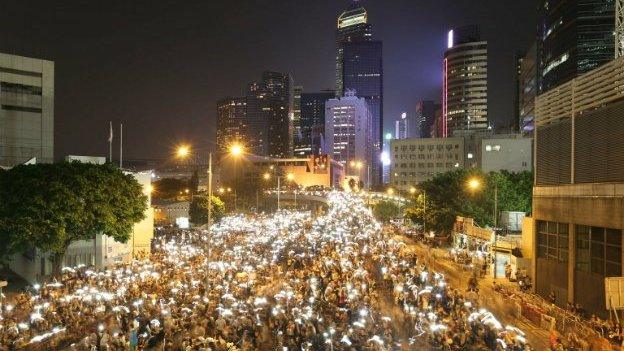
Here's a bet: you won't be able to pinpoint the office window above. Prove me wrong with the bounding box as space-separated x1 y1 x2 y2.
537 221 569 262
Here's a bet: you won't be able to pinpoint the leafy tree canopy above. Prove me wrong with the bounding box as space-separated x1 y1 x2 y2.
189 195 225 225
0 162 147 270
373 200 402 222
404 169 533 235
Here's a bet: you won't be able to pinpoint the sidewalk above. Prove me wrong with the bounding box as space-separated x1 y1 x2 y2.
397 234 624 351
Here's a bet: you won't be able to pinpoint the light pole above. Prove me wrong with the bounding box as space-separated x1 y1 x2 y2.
468 177 499 278
177 142 243 295
263 171 294 210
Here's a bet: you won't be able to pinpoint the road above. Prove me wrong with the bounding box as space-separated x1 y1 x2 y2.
394 234 551 350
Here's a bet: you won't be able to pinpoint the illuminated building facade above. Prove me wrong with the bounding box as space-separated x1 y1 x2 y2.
325 91 372 185
299 90 335 157
216 97 247 155
336 2 383 185
246 71 293 157
443 26 488 137
292 86 304 156
537 0 615 93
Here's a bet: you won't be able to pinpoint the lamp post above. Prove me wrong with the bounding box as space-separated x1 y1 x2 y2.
263 171 294 210
468 177 499 278
177 142 243 295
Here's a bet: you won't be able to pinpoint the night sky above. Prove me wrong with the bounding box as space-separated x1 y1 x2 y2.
0 0 536 161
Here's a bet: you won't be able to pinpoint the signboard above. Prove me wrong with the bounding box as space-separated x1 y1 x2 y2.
605 277 624 310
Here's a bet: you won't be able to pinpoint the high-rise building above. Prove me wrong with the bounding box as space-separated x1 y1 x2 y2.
336 2 383 185
299 90 335 157
518 43 537 135
443 26 488 137
245 71 292 158
292 86 304 155
216 97 247 155
537 0 615 94
325 90 372 184
335 3 373 95
416 101 436 138
395 113 409 140
0 53 54 166
533 55 624 316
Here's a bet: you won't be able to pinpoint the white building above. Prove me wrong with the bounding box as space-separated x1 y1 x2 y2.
0 53 54 166
325 90 372 183
390 137 464 190
481 135 532 173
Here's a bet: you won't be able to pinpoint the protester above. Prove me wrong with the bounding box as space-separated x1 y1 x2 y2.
0 191 531 350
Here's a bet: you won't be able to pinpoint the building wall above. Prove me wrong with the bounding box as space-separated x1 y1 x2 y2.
481 136 532 173
443 28 488 136
299 91 335 156
390 137 464 190
325 93 372 180
0 53 54 166
216 97 247 155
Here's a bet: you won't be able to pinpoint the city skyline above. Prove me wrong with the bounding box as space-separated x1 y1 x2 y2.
0 0 536 161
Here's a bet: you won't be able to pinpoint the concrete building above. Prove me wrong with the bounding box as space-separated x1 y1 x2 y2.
221 154 345 189
299 90 335 156
9 159 154 283
0 53 54 167
292 86 305 156
480 135 532 173
325 91 372 184
390 137 464 190
443 26 488 136
533 55 624 316
153 200 190 226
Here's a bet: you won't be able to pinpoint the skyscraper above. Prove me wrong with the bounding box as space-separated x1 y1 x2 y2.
292 86 304 155
518 43 537 135
0 53 54 166
395 113 408 140
299 90 335 156
416 100 436 138
538 0 615 94
325 90 372 185
216 97 247 155
443 25 488 137
245 71 292 158
335 3 373 95
336 2 383 184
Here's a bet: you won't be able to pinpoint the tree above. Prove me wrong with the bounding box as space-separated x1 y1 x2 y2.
0 162 147 273
373 200 402 222
189 194 225 225
403 169 533 235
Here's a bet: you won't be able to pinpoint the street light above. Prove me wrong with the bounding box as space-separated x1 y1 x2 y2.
387 188 395 195
409 187 417 195
175 142 243 295
467 176 500 278
230 143 244 157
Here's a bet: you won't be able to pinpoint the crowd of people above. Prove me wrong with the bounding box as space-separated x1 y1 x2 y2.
0 192 531 350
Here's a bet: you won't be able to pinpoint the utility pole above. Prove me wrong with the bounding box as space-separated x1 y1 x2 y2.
493 183 499 279
206 152 212 295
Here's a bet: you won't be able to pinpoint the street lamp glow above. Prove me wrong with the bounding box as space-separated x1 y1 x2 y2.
355 161 363 170
468 178 480 190
387 188 395 195
176 145 190 158
263 173 271 180
230 143 243 156
286 173 295 181
409 187 417 195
